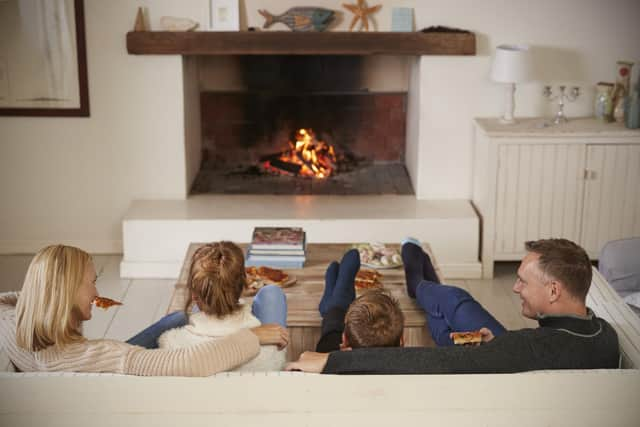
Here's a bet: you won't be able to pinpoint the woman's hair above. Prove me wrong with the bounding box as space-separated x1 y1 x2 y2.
186 242 246 317
15 245 91 351
344 289 404 349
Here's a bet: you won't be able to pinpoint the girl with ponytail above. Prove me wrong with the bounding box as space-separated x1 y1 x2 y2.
158 242 288 371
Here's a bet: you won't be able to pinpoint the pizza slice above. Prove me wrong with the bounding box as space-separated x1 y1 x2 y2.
451 331 482 345
256 266 289 285
93 296 123 309
355 269 383 291
245 266 291 295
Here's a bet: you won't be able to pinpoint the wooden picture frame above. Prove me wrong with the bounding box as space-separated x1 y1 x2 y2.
0 0 90 117
209 0 240 31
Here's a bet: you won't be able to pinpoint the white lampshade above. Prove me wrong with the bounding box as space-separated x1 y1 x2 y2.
490 44 532 83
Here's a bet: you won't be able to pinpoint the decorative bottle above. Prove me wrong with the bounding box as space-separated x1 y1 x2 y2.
624 74 640 129
613 61 633 123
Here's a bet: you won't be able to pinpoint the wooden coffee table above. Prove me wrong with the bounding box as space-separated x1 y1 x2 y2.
173 243 440 360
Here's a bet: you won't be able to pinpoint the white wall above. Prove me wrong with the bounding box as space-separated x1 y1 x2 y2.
1 0 639 252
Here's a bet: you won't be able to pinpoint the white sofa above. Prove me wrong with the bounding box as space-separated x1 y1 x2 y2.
1 269 639 426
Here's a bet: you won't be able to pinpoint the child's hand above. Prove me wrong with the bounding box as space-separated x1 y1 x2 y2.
285 351 329 373
250 324 289 350
479 327 495 343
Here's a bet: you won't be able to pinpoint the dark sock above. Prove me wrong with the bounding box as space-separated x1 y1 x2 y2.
422 250 440 284
402 242 426 298
319 261 339 317
329 249 359 311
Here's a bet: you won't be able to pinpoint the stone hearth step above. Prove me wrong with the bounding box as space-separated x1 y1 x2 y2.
121 195 480 279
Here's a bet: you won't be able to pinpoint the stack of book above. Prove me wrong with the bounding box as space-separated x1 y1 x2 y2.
245 227 306 268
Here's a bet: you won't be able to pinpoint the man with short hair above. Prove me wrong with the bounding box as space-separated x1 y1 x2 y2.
286 238 620 374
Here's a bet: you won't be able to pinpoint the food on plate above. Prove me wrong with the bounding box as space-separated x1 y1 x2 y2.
246 266 290 285
451 331 483 345
354 242 402 268
354 269 383 292
93 296 123 309
245 266 294 295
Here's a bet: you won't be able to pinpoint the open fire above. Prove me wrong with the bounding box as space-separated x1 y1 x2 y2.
262 129 338 179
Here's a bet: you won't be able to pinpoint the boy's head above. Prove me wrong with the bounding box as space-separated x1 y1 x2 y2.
186 241 246 317
343 289 404 349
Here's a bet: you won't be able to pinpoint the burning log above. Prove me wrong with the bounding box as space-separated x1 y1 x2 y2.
267 159 302 175
260 128 344 179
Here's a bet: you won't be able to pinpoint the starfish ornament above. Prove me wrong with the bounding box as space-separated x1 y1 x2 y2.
342 0 382 32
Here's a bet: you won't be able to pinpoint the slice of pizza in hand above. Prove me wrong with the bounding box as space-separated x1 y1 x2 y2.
93 296 123 309
451 331 483 345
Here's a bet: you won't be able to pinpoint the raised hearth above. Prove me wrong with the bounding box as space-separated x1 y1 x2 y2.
120 195 480 279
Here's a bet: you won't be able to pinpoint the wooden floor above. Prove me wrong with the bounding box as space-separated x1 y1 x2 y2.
0 254 535 349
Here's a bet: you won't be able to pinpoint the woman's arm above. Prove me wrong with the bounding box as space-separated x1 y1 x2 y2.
126 329 260 376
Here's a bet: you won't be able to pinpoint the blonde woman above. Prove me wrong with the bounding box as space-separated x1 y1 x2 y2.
0 245 288 376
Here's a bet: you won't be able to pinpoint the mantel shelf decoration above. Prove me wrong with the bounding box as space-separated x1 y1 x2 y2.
125 31 476 56
343 0 382 32
258 7 335 32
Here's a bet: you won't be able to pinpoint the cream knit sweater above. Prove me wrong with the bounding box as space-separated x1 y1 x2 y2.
0 294 260 376
158 303 286 372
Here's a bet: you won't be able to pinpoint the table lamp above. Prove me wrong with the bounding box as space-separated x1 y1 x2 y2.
490 44 532 124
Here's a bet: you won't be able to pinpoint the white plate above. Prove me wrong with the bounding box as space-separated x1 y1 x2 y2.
362 262 403 270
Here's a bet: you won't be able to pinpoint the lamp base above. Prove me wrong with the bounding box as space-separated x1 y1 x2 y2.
499 116 517 124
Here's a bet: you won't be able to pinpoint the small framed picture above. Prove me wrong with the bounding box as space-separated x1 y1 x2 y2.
210 0 240 31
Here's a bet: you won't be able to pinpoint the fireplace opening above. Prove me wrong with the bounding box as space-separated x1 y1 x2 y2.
190 56 413 195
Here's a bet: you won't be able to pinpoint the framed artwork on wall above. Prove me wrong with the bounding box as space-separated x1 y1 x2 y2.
210 0 239 31
0 0 89 117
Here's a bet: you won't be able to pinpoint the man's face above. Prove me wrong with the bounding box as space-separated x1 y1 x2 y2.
513 252 551 319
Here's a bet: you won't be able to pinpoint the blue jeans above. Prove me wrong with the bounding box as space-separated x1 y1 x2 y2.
126 285 288 349
415 280 507 346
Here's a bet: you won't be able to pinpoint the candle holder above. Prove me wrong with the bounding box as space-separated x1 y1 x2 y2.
543 85 580 124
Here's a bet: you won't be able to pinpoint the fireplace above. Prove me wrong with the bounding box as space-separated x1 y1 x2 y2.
190 56 413 195
122 31 482 280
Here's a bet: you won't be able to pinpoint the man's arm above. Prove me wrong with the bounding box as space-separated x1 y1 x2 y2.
322 331 538 374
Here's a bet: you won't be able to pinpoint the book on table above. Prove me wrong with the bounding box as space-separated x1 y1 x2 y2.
246 252 306 263
251 227 305 250
248 248 306 256
245 255 305 269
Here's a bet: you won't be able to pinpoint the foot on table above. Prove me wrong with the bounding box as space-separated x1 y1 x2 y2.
319 261 339 317
329 249 359 311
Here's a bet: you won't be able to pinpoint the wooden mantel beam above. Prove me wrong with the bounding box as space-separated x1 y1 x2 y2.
126 31 476 56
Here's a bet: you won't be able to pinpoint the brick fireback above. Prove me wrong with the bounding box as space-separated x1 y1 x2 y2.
200 91 406 168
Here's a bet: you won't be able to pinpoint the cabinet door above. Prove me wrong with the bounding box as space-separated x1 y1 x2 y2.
581 144 640 256
494 143 585 258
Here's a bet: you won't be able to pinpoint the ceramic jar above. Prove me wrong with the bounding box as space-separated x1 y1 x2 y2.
595 82 614 122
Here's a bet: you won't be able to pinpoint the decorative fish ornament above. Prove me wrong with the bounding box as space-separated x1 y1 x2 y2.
258 7 335 32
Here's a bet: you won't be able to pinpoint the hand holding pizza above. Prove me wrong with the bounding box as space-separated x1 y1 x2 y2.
449 327 495 345
478 327 495 343
285 351 330 373
250 324 290 350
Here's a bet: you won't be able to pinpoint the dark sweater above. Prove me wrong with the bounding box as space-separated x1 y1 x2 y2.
323 309 620 374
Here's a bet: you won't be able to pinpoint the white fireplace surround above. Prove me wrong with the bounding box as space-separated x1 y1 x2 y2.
121 57 481 279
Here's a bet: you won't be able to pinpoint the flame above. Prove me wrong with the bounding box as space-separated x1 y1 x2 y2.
270 129 337 178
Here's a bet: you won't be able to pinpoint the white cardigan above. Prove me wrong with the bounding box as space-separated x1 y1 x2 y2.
158 303 286 372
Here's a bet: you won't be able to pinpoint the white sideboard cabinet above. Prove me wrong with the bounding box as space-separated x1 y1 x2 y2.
473 117 640 278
